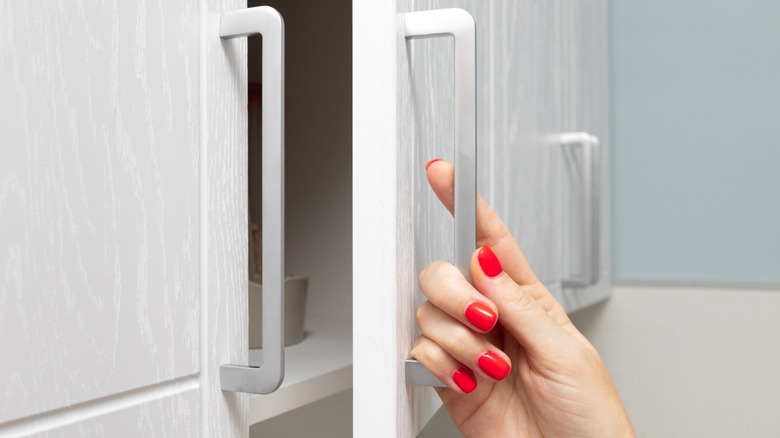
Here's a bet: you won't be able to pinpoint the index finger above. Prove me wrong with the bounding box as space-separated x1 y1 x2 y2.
426 159 538 286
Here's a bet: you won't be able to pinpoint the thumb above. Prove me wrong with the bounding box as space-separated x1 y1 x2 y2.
471 245 568 355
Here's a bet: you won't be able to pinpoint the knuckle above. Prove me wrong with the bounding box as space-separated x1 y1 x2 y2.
410 337 436 364
504 285 537 313
420 261 457 284
448 323 475 350
414 301 428 327
419 261 445 284
420 262 463 301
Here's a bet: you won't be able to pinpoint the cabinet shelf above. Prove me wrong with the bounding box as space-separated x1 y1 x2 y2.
247 314 352 425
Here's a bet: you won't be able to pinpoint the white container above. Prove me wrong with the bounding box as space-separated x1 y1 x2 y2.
248 275 309 348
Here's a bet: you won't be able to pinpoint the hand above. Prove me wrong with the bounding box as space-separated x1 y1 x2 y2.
411 160 635 438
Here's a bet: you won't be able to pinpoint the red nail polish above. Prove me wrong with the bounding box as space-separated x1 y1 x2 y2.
452 367 477 393
478 352 511 380
425 158 442 170
478 245 503 277
465 302 497 332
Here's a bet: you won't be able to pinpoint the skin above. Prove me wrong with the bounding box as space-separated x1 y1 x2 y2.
411 160 636 438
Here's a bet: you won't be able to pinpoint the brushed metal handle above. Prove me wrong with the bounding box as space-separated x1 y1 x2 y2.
219 6 286 394
403 8 477 388
558 133 600 288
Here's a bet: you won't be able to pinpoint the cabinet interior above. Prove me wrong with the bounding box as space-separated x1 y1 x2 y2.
246 0 353 427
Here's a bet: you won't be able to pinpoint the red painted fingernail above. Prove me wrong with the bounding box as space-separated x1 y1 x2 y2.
478 352 511 380
425 158 442 170
452 367 477 393
465 302 497 332
478 245 503 277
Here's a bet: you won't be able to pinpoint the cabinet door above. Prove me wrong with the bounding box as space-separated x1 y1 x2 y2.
488 0 564 296
558 0 611 310
0 0 248 435
354 1 564 436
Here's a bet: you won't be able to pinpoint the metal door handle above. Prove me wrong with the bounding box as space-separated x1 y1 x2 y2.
219 6 286 394
558 133 599 287
402 8 477 387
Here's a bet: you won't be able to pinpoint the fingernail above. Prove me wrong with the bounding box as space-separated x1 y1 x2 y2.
452 367 477 393
478 245 503 277
478 352 511 380
465 302 497 332
425 158 442 170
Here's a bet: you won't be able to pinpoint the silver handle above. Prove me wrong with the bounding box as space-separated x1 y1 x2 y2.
219 6 286 394
403 8 477 388
558 133 600 287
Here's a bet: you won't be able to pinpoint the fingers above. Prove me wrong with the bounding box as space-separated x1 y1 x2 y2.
418 261 498 333
471 245 573 356
417 301 512 382
411 336 478 394
425 159 538 286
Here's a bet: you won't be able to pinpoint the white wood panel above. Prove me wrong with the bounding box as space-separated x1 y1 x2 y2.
489 0 563 287
0 0 199 425
0 381 198 437
353 0 402 436
201 0 248 435
354 1 491 436
356 1 584 436
559 0 611 310
398 0 491 434
49 388 199 438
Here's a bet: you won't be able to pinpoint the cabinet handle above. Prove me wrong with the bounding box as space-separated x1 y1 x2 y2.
402 8 477 388
219 6 286 394
558 133 600 287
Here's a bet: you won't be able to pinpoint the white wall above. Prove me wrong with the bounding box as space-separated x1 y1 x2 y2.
611 0 780 285
579 2 780 435
571 285 780 437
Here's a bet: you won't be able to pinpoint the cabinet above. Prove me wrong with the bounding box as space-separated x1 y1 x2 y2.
354 0 609 435
0 0 607 436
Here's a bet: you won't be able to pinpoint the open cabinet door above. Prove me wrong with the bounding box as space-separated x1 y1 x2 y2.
354 1 609 436
353 1 494 436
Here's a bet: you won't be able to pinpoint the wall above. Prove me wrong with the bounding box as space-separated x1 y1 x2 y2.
571 285 780 437
577 1 780 436
250 390 352 437
611 0 780 285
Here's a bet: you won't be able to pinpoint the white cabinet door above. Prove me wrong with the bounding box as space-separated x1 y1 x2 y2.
488 0 564 293
354 1 608 436
0 0 249 435
355 1 555 436
354 2 492 435
559 0 611 310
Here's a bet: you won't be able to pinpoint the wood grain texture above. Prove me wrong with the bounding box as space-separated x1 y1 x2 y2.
0 378 198 437
354 0 608 436
558 0 611 310
0 0 199 426
398 0 490 434
355 1 599 436
488 0 563 287
201 0 248 435
46 388 199 437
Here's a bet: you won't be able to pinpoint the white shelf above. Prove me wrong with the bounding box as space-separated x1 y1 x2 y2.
247 314 352 425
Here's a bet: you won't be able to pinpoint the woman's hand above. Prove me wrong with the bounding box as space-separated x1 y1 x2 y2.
411 160 635 438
